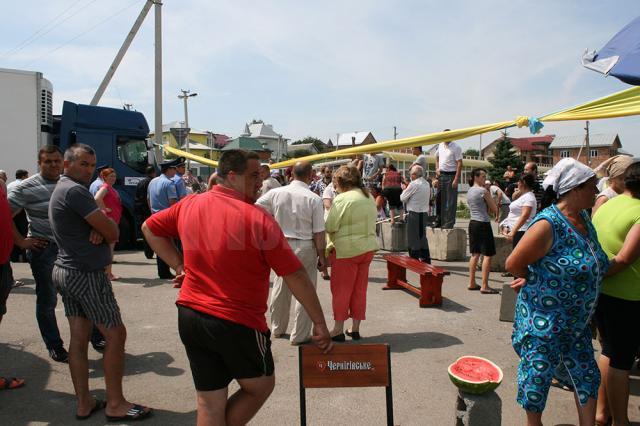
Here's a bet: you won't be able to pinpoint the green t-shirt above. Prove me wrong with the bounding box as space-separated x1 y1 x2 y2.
593 194 640 300
325 189 379 259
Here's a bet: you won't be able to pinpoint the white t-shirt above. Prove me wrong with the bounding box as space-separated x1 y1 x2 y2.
255 180 325 240
490 185 510 205
436 142 462 172
501 191 537 232
322 182 336 201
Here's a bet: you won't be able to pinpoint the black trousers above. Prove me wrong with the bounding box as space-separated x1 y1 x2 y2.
156 239 182 279
407 211 431 263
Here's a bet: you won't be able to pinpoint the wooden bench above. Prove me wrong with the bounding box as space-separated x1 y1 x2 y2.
382 254 450 307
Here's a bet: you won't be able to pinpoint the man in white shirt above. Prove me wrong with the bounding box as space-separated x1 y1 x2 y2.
400 165 431 263
256 162 326 345
435 130 463 228
258 165 281 196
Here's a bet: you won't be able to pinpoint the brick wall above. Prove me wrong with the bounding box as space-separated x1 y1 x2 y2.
551 147 616 167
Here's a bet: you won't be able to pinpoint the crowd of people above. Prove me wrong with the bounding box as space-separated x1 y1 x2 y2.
1 142 639 425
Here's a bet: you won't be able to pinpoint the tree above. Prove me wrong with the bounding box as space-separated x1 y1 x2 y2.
488 131 524 183
288 149 313 159
464 149 480 158
292 136 327 153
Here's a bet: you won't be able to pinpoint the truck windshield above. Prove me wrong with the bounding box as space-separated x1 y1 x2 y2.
116 136 148 174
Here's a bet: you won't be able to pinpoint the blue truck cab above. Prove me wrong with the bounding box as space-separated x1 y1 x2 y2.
54 101 154 248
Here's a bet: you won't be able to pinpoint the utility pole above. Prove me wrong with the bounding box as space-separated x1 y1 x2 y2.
393 126 398 140
178 89 197 167
585 121 591 166
123 103 133 111
154 1 163 150
479 134 483 159
90 0 154 105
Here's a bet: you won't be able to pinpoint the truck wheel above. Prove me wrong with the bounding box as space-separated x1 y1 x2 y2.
116 214 134 250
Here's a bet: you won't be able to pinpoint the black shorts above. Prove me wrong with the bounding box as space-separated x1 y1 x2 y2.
468 220 496 256
382 187 403 209
177 305 274 391
0 262 13 316
595 293 640 370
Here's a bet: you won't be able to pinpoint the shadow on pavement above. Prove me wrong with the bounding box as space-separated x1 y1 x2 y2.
88 351 184 379
115 277 172 288
114 260 155 266
0 343 76 425
365 331 463 353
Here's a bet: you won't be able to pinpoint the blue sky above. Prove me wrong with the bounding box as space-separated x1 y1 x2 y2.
2 0 639 154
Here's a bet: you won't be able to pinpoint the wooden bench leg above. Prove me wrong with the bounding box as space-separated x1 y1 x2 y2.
419 275 443 307
383 263 405 290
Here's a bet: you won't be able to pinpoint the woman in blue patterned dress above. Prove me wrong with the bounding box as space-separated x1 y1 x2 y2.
506 158 609 426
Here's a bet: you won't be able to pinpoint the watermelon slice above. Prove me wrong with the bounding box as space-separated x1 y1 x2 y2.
448 356 503 395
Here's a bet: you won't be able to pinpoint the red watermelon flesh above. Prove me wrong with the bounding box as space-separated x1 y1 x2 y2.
448 356 503 394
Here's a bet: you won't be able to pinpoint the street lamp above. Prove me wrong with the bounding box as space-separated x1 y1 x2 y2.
178 89 197 168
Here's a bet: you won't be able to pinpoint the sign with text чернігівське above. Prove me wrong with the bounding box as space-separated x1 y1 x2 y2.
300 344 389 388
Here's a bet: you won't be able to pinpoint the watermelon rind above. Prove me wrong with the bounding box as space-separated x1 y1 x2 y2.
447 356 503 395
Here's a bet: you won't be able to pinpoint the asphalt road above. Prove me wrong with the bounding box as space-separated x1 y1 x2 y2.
1 248 639 425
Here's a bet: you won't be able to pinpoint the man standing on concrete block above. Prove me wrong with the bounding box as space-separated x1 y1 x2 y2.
256 161 326 345
435 130 463 229
401 165 432 263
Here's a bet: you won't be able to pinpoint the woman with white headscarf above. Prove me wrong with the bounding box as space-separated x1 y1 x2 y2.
591 155 636 216
506 158 610 425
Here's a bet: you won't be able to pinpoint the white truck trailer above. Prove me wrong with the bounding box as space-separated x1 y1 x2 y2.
0 68 54 181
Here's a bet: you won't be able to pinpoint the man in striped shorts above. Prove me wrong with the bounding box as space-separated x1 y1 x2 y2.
49 144 151 421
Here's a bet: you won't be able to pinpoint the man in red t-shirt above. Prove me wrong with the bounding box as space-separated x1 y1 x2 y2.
143 149 332 425
0 179 25 390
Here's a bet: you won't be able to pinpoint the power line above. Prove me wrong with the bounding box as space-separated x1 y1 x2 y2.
1 0 99 59
25 0 144 67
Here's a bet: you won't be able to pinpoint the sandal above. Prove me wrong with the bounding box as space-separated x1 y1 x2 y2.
468 286 481 291
76 398 106 420
0 377 25 390
480 288 500 294
106 404 152 422
345 330 361 340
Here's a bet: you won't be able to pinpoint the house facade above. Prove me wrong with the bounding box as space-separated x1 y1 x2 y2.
149 121 230 160
223 136 272 161
335 131 377 149
548 134 623 167
481 135 555 167
241 120 289 161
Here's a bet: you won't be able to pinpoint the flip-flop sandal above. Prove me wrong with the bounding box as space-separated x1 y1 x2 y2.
468 286 481 291
480 289 500 294
76 398 106 420
0 377 25 390
106 404 152 422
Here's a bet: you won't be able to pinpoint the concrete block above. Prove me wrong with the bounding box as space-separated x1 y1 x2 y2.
377 222 408 252
426 228 467 261
455 390 502 426
499 283 517 323
488 235 511 272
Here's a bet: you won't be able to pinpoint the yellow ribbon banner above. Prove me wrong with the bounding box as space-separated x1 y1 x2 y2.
269 85 640 169
159 86 640 170
163 145 219 167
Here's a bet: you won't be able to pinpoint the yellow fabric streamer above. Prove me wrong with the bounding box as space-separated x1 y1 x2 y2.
159 86 640 170
162 145 219 167
515 116 530 128
268 85 640 169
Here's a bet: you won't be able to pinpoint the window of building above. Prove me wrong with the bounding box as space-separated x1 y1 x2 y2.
560 150 570 158
590 149 598 158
